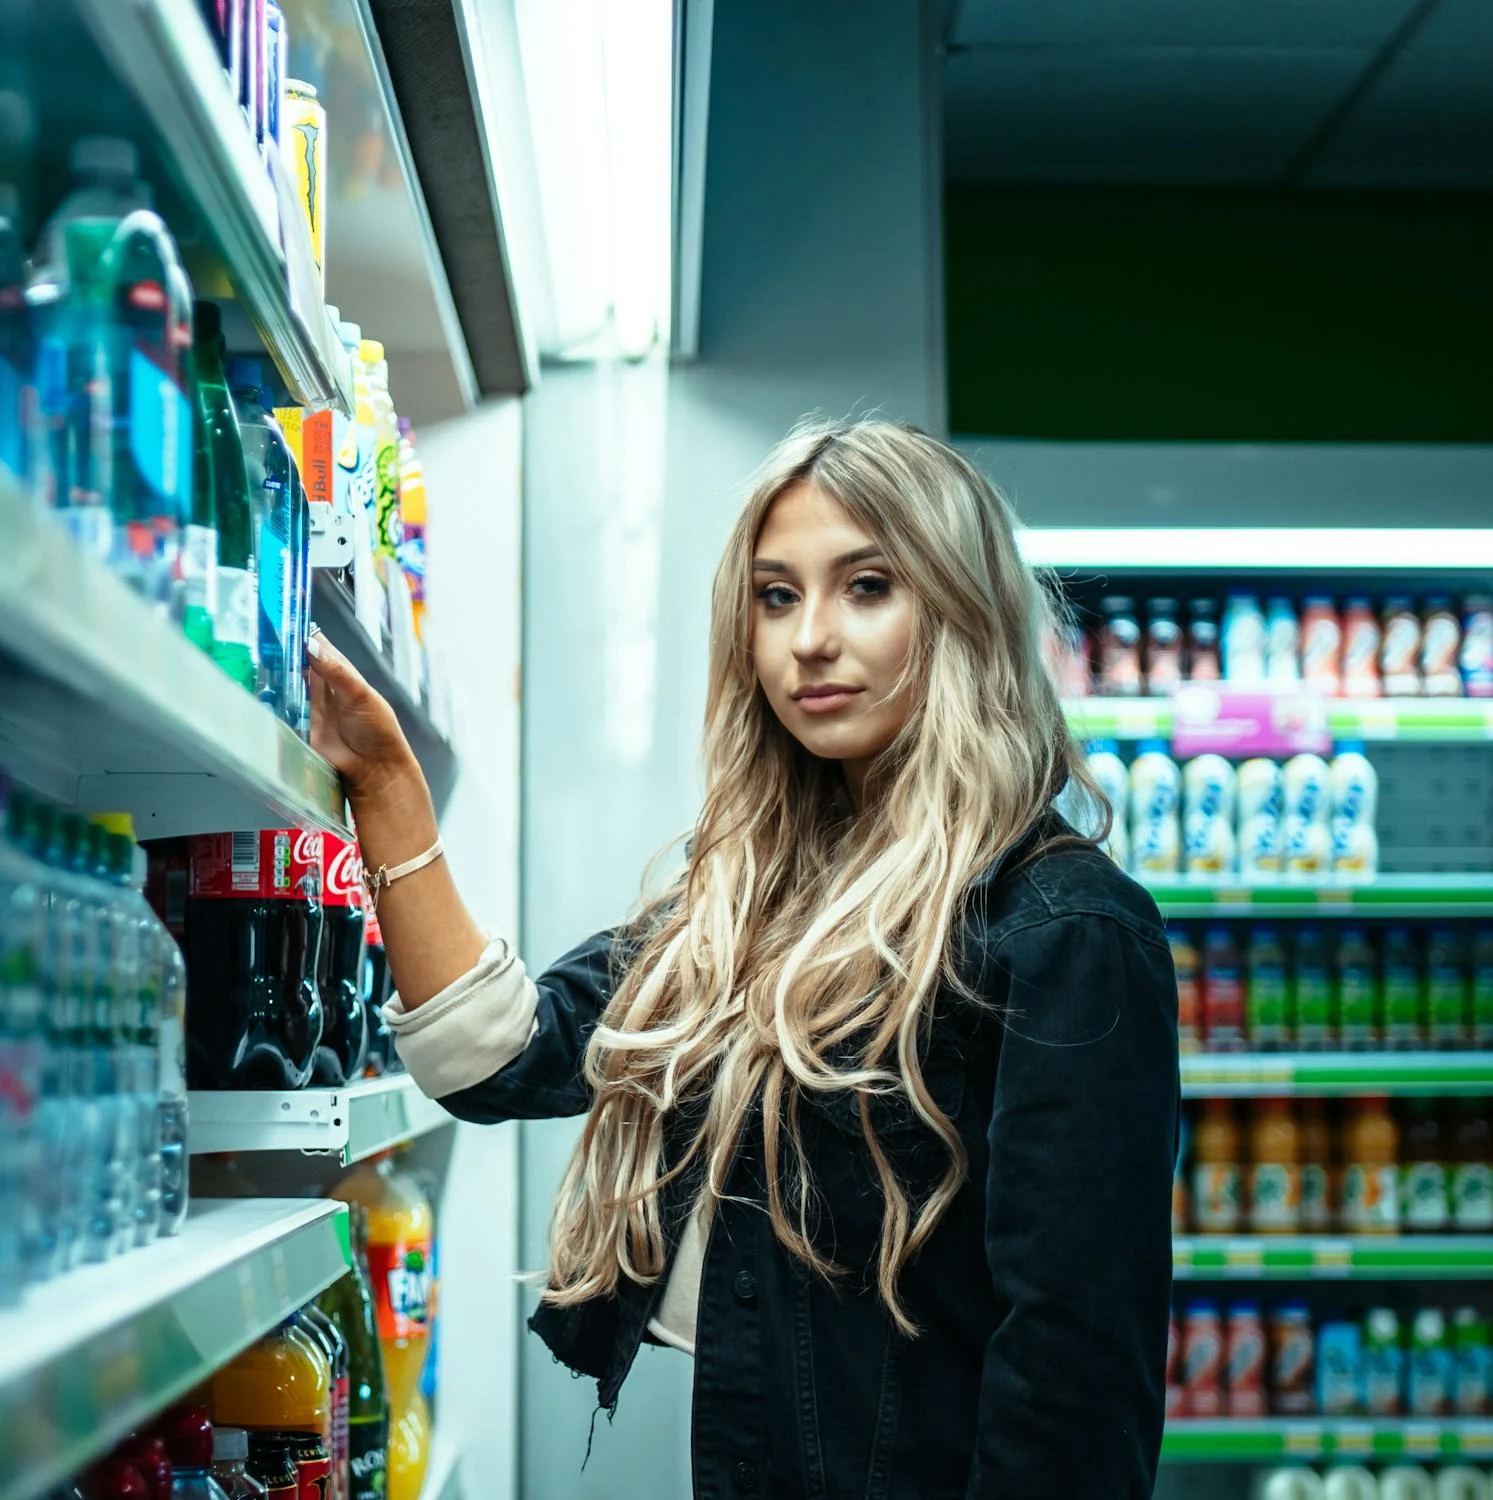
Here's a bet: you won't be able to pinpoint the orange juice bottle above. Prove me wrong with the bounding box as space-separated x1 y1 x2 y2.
1297 1098 1333 1233
1192 1099 1243 1233
331 1152 434 1424
1248 1098 1302 1234
1341 1094 1401 1235
212 1313 332 1449
388 1389 431 1500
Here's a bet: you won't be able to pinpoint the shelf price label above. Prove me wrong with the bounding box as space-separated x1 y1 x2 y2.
1332 1423 1374 1456
1402 1423 1441 1456
1172 687 1331 758
1284 1425 1324 1457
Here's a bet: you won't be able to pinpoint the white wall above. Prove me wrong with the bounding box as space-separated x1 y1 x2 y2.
418 397 524 1500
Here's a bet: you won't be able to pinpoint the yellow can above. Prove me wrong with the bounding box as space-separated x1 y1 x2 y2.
281 78 327 289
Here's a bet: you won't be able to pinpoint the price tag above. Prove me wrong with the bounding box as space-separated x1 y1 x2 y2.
1332 1423 1374 1456
1284 1425 1323 1457
1173 1241 1193 1273
1402 1422 1440 1456
1224 1241 1264 1277
1314 1240 1353 1276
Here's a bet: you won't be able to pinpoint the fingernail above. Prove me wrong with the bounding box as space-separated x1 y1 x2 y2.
306 633 324 660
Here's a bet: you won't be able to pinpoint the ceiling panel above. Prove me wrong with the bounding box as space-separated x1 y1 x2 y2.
1305 0 1493 187
945 46 1368 184
951 0 1419 51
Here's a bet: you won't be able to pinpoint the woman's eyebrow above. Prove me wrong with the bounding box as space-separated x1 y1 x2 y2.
752 546 886 573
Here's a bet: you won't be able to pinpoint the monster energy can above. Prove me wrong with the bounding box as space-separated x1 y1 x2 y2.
282 79 327 291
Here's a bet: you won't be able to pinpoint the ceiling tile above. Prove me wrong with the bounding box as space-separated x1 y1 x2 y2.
945 46 1368 184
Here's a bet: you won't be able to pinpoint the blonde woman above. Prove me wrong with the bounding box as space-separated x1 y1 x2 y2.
308 420 1179 1499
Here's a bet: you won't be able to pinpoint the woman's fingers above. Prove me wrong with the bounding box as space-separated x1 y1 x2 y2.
306 625 370 697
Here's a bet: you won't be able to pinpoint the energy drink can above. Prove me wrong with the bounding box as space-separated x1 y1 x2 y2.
282 80 327 290
265 2 289 147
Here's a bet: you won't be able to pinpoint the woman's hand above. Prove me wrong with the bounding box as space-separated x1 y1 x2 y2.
307 627 418 803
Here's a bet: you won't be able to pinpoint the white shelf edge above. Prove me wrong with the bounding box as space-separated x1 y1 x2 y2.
0 475 349 838
0 1199 350 1500
420 1440 463 1500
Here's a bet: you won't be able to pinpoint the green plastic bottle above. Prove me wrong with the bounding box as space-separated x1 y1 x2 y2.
192 302 257 691
1427 925 1468 1051
1334 925 1380 1052
1383 923 1425 1052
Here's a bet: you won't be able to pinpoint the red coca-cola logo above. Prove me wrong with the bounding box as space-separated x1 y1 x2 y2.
323 837 365 909
128 279 167 312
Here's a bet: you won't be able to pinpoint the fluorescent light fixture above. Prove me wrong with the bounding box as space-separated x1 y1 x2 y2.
1018 528 1493 572
513 0 673 359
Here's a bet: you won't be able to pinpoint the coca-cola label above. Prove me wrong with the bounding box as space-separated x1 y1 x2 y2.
323 835 365 910
189 830 323 900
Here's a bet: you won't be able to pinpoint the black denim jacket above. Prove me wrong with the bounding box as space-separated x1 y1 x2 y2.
440 819 1180 1499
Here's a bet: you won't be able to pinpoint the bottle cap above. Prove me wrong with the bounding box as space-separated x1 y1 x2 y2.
157 1402 216 1470
225 356 264 394
285 78 320 100
358 338 386 365
213 1426 250 1462
72 134 139 179
93 812 137 840
338 320 363 347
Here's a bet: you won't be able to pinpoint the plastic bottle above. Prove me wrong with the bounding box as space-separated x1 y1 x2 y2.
310 834 368 1088
211 1314 332 1453
338 320 388 649
1341 598 1382 698
1098 596 1142 696
1473 925 1493 1047
1246 926 1291 1050
362 899 399 1077
1254 1471 1326 1500
1265 597 1300 684
1461 596 1493 699
228 360 305 733
1426 924 1469 1050
1187 599 1221 681
245 1435 297 1500
1224 1302 1267 1415
1145 598 1182 695
158 1404 231 1499
387 1390 429 1500
1383 924 1426 1052
1248 1099 1301 1234
1324 1470 1380 1500
1435 1470 1489 1500
119 1432 173 1500
1183 755 1237 877
1400 1097 1451 1233
210 1428 268 1498
1453 1306 1492 1417
320 1204 391 1500
1451 1098 1493 1232
1381 598 1423 697
193 304 257 692
1365 1305 1404 1415
1130 741 1181 876
1410 1306 1455 1417
395 417 426 647
1182 1303 1224 1415
1341 1095 1401 1234
1329 744 1379 880
1334 925 1380 1052
1298 1098 1332 1233
1170 925 1202 1054
0 181 29 486
1203 926 1246 1053
300 1304 351 1500
1294 925 1333 1051
330 1154 435 1425
1302 598 1343 696
1422 597 1463 698
1222 594 1267 683
1269 1304 1315 1416
88 1455 153 1499
1192 1098 1243 1233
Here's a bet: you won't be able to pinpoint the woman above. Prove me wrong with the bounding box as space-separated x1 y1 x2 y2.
309 419 1179 1499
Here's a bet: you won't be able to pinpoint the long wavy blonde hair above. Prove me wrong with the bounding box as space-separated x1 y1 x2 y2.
544 418 1097 1331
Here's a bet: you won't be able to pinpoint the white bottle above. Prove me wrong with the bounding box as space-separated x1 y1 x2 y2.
1130 741 1181 876
1083 741 1130 863
1254 1470 1327 1500
1435 1470 1490 1500
1283 753 1333 826
1330 745 1379 828
1184 754 1237 823
1379 1468 1435 1500
1324 1468 1380 1500
1183 752 1237 877
1238 758 1284 824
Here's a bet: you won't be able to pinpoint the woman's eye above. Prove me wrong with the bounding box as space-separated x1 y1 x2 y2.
850 573 891 599
755 584 798 610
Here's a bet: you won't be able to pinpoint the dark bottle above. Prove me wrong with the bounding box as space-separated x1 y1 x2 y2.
120 1433 173 1500
322 1205 391 1500
210 1428 267 1499
1452 1098 1493 1233
1401 1097 1452 1234
301 1303 351 1500
1187 600 1221 682
157 1404 230 1499
361 903 399 1077
245 1435 297 1500
311 835 369 1087
175 831 323 1090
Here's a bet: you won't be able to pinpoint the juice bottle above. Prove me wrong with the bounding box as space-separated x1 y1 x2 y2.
1202 926 1245 1053
246 1435 297 1500
330 1154 434 1424
1400 1097 1451 1233
1298 1098 1333 1233
1451 1098 1493 1232
387 1390 430 1500
1248 1098 1302 1234
211 1428 269 1498
1293 925 1333 1051
1426 925 1468 1050
300 1304 350 1500
1169 925 1202 1053
211 1315 331 1452
1192 1098 1243 1233
1246 926 1290 1051
1383 923 1425 1051
1341 1095 1401 1234
320 1205 390 1500
1334 925 1380 1052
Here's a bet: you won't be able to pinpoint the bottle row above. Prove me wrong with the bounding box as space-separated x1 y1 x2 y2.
0 133 432 734
0 778 189 1297
42 1151 437 1500
1170 922 1493 1056
1177 1096 1492 1238
1069 745 1379 880
1248 1467 1493 1500
1051 593 1493 700
1169 1301 1490 1422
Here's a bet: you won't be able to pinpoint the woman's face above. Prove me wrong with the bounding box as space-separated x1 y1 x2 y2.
751 482 915 799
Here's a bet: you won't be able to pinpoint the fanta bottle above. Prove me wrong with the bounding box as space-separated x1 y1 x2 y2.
331 1152 435 1423
387 1390 430 1500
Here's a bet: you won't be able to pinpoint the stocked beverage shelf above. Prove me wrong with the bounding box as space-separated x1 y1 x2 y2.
1160 1417 1493 1463
1142 874 1493 919
68 0 354 414
1182 1052 1493 1098
0 476 349 839
1066 697 1493 744
0 1198 350 1500
189 1076 451 1166
1173 1236 1493 1280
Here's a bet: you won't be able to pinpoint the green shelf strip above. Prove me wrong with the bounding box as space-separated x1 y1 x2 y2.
1063 699 1493 744
1144 878 1493 917
1173 1236 1493 1280
1181 1052 1493 1098
1162 1419 1493 1463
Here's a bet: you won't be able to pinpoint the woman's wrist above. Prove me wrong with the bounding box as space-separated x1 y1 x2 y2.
346 752 437 860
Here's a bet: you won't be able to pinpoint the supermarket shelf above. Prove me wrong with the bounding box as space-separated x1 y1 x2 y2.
1066 697 1493 744
1173 1236 1493 1280
1161 1418 1493 1463
312 574 459 814
1142 874 1493 919
69 0 353 414
0 1198 350 1500
0 477 349 839
420 1442 463 1500
189 1075 453 1166
1182 1051 1493 1098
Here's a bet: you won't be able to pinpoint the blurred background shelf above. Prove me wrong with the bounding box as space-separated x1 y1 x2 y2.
1160 1418 1493 1463
420 1441 463 1500
1141 874 1493 919
1065 697 1493 744
1181 1052 1493 1099
0 476 349 839
190 1075 451 1166
1172 1236 1493 1281
0 1199 350 1500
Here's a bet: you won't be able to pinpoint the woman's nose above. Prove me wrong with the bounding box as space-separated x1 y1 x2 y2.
792 593 839 661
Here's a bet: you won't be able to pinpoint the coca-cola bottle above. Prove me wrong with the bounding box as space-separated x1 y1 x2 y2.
164 831 325 1090
361 902 400 1077
312 835 370 1087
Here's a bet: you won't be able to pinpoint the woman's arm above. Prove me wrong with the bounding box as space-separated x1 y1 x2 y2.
307 628 486 1006
966 911 1179 1500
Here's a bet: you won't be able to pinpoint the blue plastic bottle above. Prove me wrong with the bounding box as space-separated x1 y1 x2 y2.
0 182 29 487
